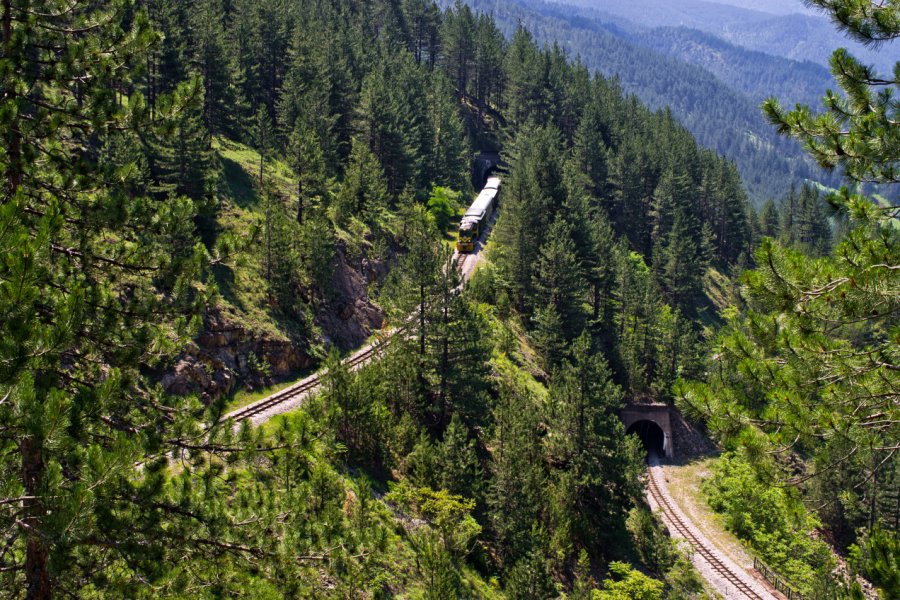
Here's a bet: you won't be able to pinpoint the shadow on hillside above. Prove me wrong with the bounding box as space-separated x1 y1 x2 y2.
212 263 246 313
221 155 258 209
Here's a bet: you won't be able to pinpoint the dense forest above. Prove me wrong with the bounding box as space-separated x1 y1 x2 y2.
0 0 896 599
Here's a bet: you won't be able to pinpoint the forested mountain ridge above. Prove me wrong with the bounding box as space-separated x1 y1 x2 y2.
451 0 852 203
554 0 898 74
631 26 834 108
1 0 894 598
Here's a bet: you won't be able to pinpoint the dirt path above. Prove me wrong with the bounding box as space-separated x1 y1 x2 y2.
647 454 780 600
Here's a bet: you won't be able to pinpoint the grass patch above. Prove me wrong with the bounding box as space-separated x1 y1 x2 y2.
661 457 755 571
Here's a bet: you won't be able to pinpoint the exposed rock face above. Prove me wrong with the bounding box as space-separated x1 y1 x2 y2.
162 309 313 401
670 408 719 460
162 242 385 402
316 245 386 351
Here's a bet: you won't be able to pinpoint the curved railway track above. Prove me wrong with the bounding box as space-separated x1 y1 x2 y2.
646 457 772 600
226 341 385 424
227 173 501 425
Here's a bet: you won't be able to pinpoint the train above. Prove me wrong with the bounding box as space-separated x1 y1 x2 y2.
456 176 501 253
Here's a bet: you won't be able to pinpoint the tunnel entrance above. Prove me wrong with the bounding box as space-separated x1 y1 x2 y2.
627 420 666 456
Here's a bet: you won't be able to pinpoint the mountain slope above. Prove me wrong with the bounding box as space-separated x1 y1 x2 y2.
554 0 897 74
631 26 834 108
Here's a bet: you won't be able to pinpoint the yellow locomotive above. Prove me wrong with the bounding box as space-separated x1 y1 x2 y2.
457 177 501 253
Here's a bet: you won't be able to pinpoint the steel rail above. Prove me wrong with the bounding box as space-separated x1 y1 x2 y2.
646 460 771 600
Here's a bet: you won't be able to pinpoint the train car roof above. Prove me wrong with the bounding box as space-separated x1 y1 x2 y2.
484 177 502 190
459 216 479 230
465 188 497 217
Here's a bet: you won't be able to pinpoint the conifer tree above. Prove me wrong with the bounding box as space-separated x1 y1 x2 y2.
758 199 780 239
335 137 391 228
189 0 239 137
531 218 585 367
491 124 566 309
473 13 506 110
0 2 213 595
287 119 326 224
442 0 475 95
427 72 470 191
544 334 636 555
402 0 442 69
436 414 482 503
251 105 274 187
503 25 547 125
489 381 546 562
680 2 900 577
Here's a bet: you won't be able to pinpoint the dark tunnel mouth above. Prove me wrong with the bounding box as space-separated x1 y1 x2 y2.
626 420 665 456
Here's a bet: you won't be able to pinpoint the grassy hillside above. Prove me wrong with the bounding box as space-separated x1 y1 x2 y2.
212 137 308 340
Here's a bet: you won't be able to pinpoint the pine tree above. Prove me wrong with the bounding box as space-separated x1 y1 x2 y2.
427 72 470 191
335 136 391 229
544 334 636 555
530 218 585 367
489 380 545 563
0 2 211 595
758 199 780 239
503 25 547 125
491 124 566 309
763 1 900 188
402 0 442 69
189 0 239 137
441 0 475 95
653 209 707 311
473 13 506 110
251 105 274 187
380 205 442 409
287 119 326 224
436 414 482 503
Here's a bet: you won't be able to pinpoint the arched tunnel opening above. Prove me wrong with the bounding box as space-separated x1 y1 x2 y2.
626 420 666 457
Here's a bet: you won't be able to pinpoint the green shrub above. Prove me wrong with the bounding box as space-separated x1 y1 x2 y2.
703 452 834 594
427 186 460 232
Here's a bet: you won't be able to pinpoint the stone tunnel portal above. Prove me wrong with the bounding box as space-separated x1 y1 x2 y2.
619 403 674 458
627 420 666 456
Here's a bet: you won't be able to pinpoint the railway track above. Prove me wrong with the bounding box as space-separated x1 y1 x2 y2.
226 341 384 424
228 175 502 426
646 457 772 600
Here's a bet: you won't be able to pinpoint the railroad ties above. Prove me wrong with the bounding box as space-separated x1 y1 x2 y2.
225 341 383 424
646 458 775 600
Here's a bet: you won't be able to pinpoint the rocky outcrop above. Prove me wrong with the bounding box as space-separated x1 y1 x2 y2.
670 408 719 460
162 242 386 402
316 245 386 351
162 309 313 401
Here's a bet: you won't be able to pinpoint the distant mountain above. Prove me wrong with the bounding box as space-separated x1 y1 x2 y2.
553 0 897 74
701 0 817 17
631 26 834 108
547 0 774 31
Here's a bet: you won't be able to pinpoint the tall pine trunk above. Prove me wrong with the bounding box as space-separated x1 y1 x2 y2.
22 436 50 600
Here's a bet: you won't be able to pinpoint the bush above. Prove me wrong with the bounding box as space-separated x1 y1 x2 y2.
427 186 460 232
703 452 835 594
